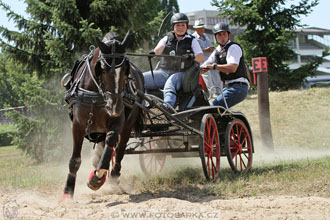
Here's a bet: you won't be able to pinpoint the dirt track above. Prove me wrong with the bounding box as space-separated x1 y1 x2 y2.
1 183 330 220
1 147 330 220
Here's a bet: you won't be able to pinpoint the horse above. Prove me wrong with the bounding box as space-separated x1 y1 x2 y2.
61 31 144 199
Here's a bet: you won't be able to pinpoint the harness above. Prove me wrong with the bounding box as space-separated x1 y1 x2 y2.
64 44 135 142
65 46 127 107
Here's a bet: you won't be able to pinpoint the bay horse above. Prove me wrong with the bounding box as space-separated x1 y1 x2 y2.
61 31 144 199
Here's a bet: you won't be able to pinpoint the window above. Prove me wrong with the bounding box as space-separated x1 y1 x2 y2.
207 17 220 25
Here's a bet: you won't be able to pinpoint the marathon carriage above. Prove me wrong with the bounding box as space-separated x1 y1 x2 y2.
61 32 254 199
124 53 254 180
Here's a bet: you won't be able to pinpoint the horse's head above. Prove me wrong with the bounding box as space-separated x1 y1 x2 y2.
95 31 131 117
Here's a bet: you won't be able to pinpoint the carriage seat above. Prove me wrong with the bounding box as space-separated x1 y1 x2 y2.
146 62 209 111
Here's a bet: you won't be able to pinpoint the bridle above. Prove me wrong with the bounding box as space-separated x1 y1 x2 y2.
86 42 128 100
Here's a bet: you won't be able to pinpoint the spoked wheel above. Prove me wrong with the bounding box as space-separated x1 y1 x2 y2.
139 137 167 176
225 118 253 173
199 114 220 181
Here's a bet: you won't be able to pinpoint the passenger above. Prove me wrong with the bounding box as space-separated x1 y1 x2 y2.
201 23 249 108
143 13 204 113
192 20 221 97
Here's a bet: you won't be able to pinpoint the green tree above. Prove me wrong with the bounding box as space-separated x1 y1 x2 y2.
157 0 180 36
6 76 71 162
0 0 164 77
212 0 328 90
0 54 25 109
0 54 70 161
0 0 178 162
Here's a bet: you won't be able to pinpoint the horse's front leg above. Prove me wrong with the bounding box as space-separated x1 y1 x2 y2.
91 141 105 169
87 117 123 191
61 122 84 199
111 132 128 178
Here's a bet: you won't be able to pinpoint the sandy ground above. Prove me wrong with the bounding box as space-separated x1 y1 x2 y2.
1 185 329 220
1 144 330 220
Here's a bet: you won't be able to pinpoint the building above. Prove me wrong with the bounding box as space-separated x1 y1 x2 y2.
290 27 330 86
186 10 243 43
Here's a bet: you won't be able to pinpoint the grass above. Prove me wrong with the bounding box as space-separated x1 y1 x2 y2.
235 87 330 149
1 145 328 198
0 124 16 133
135 156 330 199
0 146 63 190
0 87 329 199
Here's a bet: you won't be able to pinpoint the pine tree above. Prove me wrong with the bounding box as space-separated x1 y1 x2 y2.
0 0 178 162
0 0 165 77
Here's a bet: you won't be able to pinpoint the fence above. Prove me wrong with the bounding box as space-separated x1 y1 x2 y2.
0 106 30 125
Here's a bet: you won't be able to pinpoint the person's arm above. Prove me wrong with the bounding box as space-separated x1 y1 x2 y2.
204 44 242 73
194 53 204 63
200 49 216 74
154 44 164 55
209 63 238 73
203 35 214 53
152 36 167 55
203 47 214 53
191 38 204 63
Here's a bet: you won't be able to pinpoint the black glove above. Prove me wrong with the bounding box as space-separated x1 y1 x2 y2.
148 50 155 56
182 53 195 60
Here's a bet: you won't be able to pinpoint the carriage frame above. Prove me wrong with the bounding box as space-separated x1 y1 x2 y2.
120 53 255 180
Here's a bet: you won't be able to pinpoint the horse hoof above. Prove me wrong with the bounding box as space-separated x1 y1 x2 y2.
60 194 72 200
87 170 106 191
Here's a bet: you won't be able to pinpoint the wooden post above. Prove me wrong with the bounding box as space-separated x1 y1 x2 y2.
252 57 274 151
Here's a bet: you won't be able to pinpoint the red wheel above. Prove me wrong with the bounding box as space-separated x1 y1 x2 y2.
139 137 166 176
199 114 220 181
225 118 253 173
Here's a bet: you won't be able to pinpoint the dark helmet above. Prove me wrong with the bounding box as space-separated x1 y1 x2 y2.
170 13 189 26
213 22 230 34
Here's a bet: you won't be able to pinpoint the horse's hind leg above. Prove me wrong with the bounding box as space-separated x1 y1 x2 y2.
62 125 84 199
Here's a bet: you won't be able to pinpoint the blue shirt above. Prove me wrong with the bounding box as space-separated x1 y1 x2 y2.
192 32 213 60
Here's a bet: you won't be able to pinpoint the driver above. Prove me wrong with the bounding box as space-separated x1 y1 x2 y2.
143 13 204 113
201 23 249 108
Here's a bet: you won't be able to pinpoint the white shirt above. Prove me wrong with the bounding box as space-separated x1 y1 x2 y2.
156 34 203 55
202 40 249 86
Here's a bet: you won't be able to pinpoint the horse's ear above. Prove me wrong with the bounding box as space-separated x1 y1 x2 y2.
121 30 131 48
96 37 108 53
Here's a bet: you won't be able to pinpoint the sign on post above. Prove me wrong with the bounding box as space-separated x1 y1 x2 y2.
252 57 268 73
251 57 274 151
252 57 268 84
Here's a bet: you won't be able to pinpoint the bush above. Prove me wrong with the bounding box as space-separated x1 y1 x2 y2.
0 124 17 146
